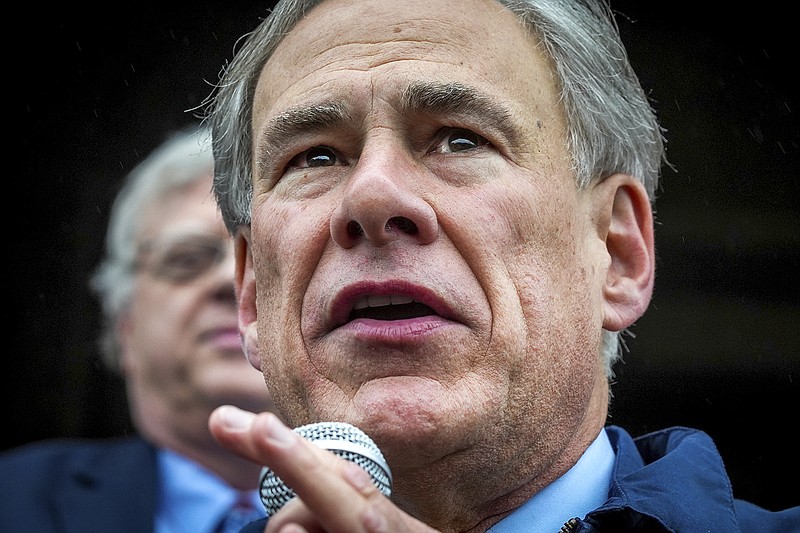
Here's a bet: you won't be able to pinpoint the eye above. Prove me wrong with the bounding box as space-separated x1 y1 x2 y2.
136 239 229 283
287 145 340 168
156 243 224 282
436 128 490 153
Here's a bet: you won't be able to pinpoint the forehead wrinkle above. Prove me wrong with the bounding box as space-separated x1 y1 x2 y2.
400 81 524 148
255 101 351 175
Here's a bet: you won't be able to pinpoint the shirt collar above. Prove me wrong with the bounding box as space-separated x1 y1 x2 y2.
489 428 614 532
155 448 263 533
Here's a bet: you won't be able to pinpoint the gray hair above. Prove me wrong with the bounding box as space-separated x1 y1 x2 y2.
204 0 666 377
90 125 214 372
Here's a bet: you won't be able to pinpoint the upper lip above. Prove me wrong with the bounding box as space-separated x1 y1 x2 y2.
329 280 456 330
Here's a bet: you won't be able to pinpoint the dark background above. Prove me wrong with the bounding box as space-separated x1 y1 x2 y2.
8 1 798 512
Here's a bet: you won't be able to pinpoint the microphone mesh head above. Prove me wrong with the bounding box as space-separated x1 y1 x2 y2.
259 421 392 517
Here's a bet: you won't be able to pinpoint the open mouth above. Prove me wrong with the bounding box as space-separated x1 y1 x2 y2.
348 294 437 321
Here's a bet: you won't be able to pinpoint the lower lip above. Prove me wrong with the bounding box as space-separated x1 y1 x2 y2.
337 317 451 343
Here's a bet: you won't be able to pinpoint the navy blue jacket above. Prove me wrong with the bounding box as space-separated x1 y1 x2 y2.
0 436 158 533
575 426 799 532
242 425 799 532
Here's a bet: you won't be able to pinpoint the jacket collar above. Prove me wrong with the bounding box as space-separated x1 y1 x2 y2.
586 426 740 531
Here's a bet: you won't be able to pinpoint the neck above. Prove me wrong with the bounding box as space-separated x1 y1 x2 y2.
388 373 610 532
129 394 262 490
171 440 263 490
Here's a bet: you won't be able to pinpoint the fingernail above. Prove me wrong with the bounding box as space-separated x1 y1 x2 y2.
219 405 255 431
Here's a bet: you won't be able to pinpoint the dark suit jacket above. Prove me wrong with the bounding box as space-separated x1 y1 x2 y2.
0 436 158 533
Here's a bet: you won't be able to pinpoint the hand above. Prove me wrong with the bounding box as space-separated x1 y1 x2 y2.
209 406 439 533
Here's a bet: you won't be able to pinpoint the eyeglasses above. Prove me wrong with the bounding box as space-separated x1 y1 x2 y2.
134 234 232 283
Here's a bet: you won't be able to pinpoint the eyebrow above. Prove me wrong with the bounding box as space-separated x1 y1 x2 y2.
256 102 351 174
400 81 521 145
138 231 227 250
255 81 523 173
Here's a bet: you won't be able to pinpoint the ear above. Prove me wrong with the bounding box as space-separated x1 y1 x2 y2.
234 226 261 370
592 174 655 332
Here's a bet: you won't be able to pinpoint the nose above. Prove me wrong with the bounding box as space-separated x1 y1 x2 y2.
330 152 438 248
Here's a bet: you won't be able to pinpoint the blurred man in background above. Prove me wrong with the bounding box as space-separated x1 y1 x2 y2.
1 125 275 533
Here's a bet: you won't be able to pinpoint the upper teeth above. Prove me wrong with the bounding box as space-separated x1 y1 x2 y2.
353 294 414 310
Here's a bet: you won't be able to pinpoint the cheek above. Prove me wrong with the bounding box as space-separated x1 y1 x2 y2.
251 208 295 315
129 289 183 343
507 226 604 421
250 200 331 398
510 201 600 342
123 289 195 380
504 250 601 425
251 199 331 277
469 177 600 364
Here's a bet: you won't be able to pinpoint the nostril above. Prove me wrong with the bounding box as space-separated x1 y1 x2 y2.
388 216 418 235
347 220 364 238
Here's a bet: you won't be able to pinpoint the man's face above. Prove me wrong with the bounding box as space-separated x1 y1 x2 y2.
241 0 614 485
122 177 272 432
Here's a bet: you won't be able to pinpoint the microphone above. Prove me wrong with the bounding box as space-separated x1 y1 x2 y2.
258 421 393 517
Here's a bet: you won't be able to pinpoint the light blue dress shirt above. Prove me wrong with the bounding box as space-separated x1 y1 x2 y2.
488 428 614 532
155 449 264 533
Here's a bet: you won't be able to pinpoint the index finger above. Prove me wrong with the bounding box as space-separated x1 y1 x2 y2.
209 406 389 530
